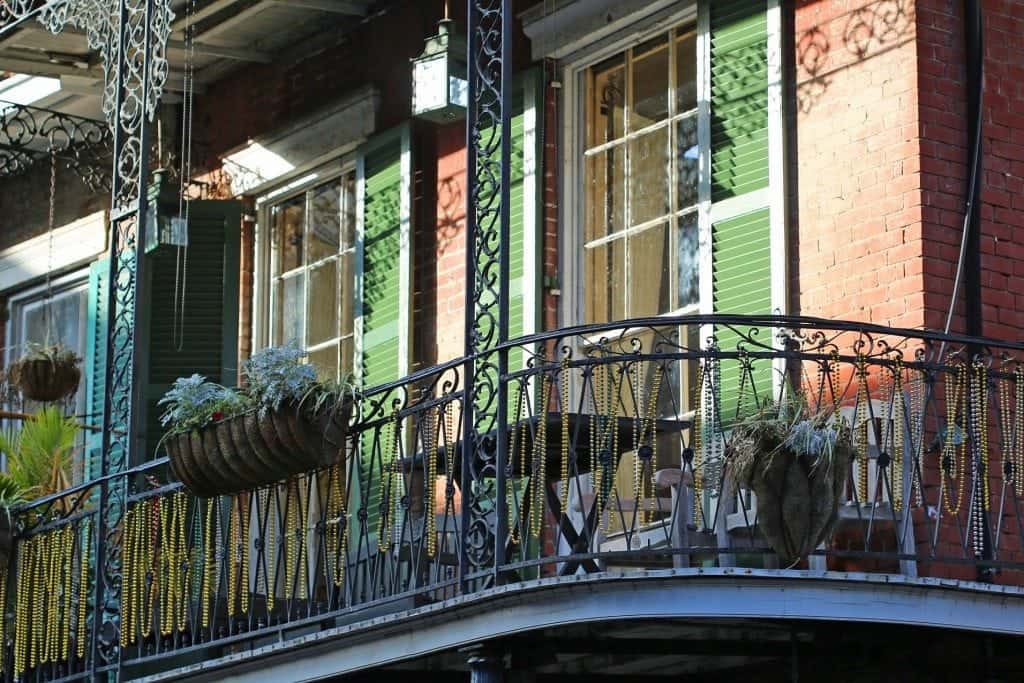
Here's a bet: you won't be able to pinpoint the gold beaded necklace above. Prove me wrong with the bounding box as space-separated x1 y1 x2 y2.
202 497 215 629
530 373 552 539
378 411 399 554
227 494 239 616
941 362 968 515
264 488 277 615
560 357 571 514
76 519 90 660
425 408 439 557
888 360 905 512
853 356 872 503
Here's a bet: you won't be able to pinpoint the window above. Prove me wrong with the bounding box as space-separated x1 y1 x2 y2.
5 274 90 476
582 25 698 324
266 171 357 380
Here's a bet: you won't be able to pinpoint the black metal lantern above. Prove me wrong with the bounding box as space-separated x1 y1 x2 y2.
145 169 188 253
411 18 468 123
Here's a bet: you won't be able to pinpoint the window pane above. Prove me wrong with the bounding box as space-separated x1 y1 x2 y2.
308 344 339 381
309 182 341 263
676 29 698 112
340 251 354 337
584 146 626 242
628 223 671 317
307 260 338 346
342 172 357 251
587 55 625 147
340 336 354 378
585 238 626 324
630 35 669 130
274 273 305 345
23 291 83 351
273 195 305 274
629 127 671 226
677 115 699 209
678 214 699 308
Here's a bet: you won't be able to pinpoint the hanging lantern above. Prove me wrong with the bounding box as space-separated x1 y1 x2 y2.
411 17 468 123
145 170 188 253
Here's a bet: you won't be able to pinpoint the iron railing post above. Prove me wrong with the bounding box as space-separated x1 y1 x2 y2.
463 0 513 592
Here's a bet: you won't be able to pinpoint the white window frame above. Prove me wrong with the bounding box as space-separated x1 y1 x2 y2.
559 3 702 334
253 156 359 378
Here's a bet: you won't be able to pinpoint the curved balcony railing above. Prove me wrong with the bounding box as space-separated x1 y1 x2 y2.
6 315 1024 681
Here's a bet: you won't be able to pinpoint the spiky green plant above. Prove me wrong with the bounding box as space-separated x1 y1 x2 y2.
0 407 79 501
0 473 27 509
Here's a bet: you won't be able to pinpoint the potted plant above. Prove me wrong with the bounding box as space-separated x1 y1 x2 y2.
159 345 355 497
8 342 82 403
728 402 856 567
0 407 80 565
0 475 27 569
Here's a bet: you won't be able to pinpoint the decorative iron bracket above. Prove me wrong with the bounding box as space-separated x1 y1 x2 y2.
0 100 113 192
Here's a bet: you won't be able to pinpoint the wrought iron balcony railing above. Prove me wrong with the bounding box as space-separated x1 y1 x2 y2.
6 314 1024 681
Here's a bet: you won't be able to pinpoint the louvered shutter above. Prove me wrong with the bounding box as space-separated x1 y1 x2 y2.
84 258 109 480
356 126 412 540
140 201 241 462
708 0 777 421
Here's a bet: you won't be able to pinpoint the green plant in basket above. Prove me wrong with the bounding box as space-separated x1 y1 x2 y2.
729 399 856 567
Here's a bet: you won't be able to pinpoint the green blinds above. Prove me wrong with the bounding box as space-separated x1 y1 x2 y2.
710 0 769 201
357 126 411 535
141 201 241 461
709 0 774 420
83 202 241 478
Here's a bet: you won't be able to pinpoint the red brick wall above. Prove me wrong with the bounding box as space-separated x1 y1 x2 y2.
913 0 1024 582
793 0 925 330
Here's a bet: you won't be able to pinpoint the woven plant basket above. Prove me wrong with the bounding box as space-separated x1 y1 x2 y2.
167 399 352 498
730 420 854 566
11 357 81 402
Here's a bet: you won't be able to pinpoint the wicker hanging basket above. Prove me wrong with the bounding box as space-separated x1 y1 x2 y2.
166 400 352 498
10 356 81 403
729 420 854 566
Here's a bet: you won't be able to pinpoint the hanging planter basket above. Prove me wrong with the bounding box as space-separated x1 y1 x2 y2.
166 399 352 498
10 352 82 403
729 418 854 567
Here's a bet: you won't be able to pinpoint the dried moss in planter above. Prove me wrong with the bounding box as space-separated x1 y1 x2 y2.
9 343 82 403
729 405 855 567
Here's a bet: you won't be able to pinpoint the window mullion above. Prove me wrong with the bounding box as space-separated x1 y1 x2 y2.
302 190 312 351
668 28 679 313
623 45 634 318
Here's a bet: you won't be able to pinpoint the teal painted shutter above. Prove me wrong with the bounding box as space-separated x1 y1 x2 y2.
141 201 241 462
709 0 773 420
84 259 109 481
357 127 411 538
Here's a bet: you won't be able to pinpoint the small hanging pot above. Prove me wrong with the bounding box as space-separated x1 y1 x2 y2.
10 354 82 403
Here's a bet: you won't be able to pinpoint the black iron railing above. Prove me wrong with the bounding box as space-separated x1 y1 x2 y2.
6 314 1024 680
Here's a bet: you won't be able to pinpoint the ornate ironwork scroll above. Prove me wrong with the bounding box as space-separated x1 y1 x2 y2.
462 0 513 586
0 101 113 192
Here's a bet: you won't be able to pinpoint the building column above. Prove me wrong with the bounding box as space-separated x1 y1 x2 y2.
466 645 505 683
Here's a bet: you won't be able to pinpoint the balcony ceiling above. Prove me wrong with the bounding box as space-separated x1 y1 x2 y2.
0 0 377 120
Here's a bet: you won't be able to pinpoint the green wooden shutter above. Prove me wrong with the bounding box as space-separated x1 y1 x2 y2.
710 0 769 202
84 258 109 480
140 201 241 462
357 126 412 538
709 0 774 420
508 70 543 372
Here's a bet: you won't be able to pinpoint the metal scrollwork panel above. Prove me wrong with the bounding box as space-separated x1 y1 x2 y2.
464 0 510 581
